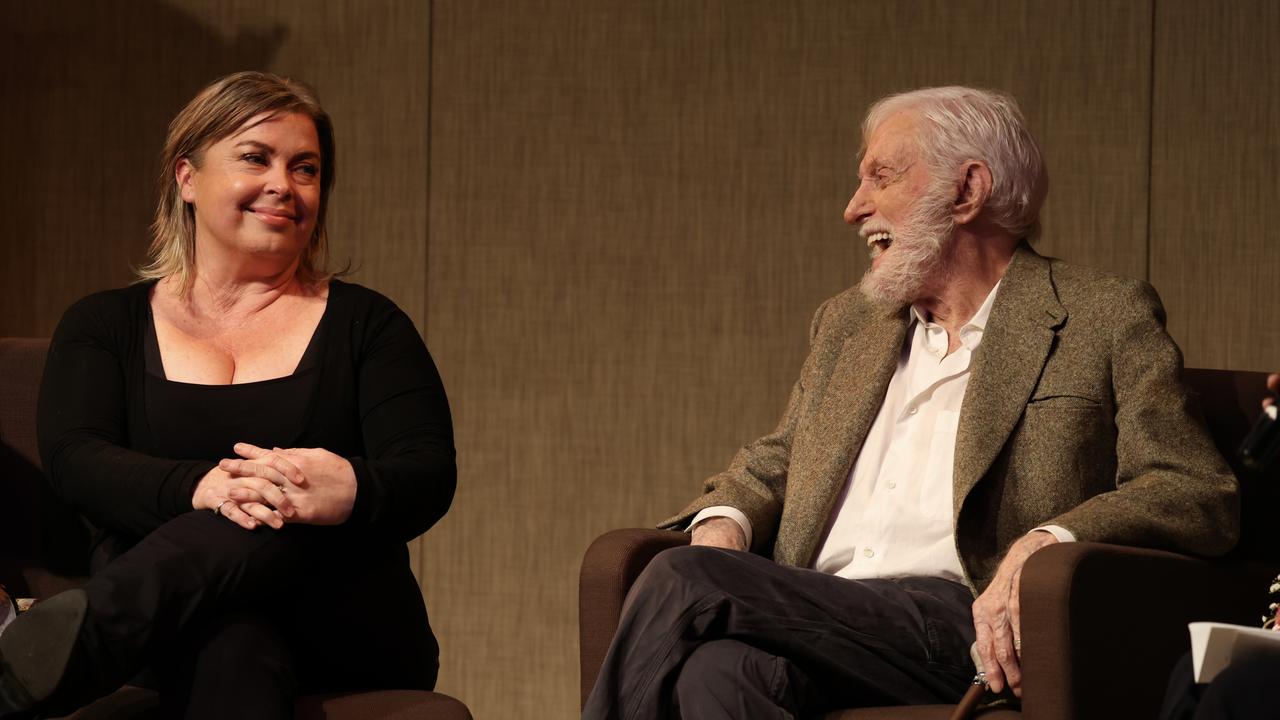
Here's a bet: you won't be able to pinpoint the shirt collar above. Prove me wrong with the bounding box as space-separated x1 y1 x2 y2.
908 279 1003 354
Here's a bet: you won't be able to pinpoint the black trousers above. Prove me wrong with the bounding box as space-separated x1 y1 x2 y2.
1160 651 1280 720
65 510 437 719
582 546 977 720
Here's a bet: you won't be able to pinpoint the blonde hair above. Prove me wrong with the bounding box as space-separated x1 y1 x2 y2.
864 86 1048 240
139 71 337 293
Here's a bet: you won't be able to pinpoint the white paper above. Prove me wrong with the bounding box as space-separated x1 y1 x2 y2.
1189 621 1280 683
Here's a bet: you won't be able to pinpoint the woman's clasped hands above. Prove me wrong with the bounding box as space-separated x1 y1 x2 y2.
192 442 358 530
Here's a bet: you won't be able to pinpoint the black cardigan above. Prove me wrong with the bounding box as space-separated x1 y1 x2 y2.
37 279 456 544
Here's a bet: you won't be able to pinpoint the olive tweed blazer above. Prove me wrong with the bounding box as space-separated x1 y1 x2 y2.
661 244 1240 593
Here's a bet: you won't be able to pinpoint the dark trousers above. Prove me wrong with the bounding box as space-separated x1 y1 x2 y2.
65 510 437 719
582 546 977 720
1160 651 1280 720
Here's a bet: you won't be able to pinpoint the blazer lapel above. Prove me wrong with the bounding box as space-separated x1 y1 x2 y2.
952 245 1067 520
777 305 908 566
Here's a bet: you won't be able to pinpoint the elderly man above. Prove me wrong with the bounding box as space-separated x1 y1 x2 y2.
582 86 1239 719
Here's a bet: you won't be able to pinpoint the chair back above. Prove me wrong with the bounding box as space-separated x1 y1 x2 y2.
0 338 49 467
0 338 88 598
1184 367 1278 560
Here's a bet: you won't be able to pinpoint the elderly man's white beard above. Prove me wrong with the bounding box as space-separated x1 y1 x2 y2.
858 185 956 307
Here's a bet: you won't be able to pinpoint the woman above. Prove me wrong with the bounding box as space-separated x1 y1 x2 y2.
0 71 455 718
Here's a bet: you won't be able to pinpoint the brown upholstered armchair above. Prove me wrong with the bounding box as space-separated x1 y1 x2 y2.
580 369 1280 719
0 338 472 720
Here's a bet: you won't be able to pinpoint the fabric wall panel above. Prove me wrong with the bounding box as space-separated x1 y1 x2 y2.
1 0 429 334
0 1 271 337
1150 1 1280 371
424 1 1151 715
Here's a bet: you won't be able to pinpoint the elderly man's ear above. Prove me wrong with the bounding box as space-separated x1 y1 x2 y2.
951 161 993 225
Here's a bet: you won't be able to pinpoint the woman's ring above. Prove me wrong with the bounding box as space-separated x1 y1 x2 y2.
214 499 233 516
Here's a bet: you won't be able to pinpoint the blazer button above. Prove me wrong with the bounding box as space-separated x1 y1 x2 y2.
863 548 875 558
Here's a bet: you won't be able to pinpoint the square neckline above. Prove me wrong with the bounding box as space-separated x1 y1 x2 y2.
143 280 334 387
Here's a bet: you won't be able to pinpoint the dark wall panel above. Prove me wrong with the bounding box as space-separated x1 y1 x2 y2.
0 0 429 335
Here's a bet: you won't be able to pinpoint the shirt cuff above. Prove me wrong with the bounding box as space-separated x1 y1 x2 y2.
688 506 753 549
1031 524 1076 543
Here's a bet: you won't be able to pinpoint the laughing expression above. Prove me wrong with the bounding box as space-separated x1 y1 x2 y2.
844 112 932 268
844 112 955 305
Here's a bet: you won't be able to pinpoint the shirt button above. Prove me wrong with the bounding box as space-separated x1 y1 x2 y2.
863 548 875 558
908 407 918 415
887 481 897 489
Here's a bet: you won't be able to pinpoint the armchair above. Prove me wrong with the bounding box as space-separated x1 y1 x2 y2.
580 368 1279 719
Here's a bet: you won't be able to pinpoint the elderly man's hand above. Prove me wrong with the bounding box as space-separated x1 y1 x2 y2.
690 516 747 551
971 530 1059 696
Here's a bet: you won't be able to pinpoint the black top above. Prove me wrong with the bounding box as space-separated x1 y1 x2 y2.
141 302 324 461
37 279 456 544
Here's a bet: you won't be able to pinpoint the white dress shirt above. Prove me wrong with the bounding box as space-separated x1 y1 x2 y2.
691 281 1073 580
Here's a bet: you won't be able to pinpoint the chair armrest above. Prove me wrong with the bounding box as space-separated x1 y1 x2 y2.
579 528 690 708
1019 542 1276 720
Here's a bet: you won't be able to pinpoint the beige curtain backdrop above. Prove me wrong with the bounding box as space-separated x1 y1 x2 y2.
2 0 1276 717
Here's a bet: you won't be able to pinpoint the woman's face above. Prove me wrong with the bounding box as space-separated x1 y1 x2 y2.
177 112 322 269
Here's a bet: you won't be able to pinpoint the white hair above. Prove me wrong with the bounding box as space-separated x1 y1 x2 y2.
863 86 1048 240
